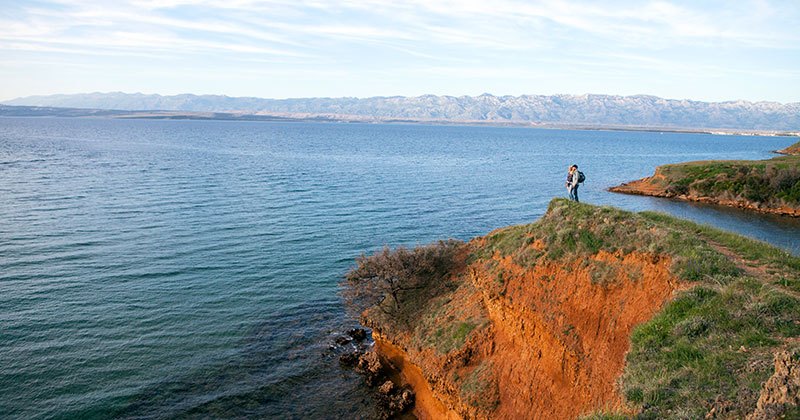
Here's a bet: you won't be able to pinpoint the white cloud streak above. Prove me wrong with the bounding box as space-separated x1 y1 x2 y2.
1 0 798 101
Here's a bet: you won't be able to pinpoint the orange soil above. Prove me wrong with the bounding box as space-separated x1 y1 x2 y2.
474 251 680 419
608 172 668 197
374 248 683 419
375 337 462 420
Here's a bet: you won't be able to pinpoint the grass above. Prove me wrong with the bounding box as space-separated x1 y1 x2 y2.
471 199 743 285
346 198 800 417
656 155 800 205
640 211 800 291
578 411 630 420
622 275 799 418
471 199 800 417
459 361 500 412
427 321 479 354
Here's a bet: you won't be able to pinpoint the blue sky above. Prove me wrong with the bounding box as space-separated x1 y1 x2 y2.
1 0 799 102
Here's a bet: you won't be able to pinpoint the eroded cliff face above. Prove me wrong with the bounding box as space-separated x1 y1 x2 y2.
360 201 685 419
352 199 800 419
469 250 679 419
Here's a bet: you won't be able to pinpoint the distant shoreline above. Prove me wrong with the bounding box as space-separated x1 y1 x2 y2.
1 104 798 138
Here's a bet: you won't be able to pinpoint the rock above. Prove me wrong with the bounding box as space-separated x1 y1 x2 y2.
375 382 414 418
339 351 362 367
376 384 415 419
355 351 385 386
378 380 395 395
347 328 368 341
399 387 415 407
747 350 800 420
335 335 352 346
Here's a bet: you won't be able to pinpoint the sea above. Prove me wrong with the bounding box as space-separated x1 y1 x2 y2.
1 117 798 419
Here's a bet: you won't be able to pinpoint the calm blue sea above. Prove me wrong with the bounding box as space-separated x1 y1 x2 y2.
1 117 798 419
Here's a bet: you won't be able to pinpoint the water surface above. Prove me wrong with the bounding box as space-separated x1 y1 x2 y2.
1 118 797 419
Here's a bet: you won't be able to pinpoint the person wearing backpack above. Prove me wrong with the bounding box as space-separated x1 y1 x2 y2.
566 164 584 202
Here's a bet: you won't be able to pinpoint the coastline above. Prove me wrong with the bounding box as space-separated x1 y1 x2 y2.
775 140 800 155
373 335 461 420
609 155 800 217
609 178 800 217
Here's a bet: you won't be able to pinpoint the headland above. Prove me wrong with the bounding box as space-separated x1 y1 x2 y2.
341 199 800 419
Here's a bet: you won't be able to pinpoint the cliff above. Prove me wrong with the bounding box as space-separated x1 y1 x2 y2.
609 155 800 217
343 199 800 419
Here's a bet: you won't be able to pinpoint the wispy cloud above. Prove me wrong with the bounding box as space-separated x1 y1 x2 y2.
1 0 798 102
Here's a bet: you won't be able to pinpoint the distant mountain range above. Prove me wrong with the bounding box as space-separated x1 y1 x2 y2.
4 92 800 131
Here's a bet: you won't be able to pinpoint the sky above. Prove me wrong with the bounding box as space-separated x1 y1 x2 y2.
1 0 799 103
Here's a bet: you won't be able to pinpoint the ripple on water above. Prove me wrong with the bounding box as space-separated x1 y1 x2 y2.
0 118 797 419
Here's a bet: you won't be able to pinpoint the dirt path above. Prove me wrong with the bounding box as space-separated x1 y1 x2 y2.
705 240 800 301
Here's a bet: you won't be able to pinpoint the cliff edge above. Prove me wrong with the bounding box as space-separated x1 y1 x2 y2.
609 155 800 217
343 199 800 419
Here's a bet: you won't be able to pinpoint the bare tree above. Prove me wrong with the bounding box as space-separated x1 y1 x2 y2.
341 239 463 324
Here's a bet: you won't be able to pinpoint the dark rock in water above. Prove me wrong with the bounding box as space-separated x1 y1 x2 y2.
376 381 415 419
339 351 362 367
340 349 386 385
355 351 385 386
335 335 353 346
340 349 415 418
378 380 395 395
347 328 368 341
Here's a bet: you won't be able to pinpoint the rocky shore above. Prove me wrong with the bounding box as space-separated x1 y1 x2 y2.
335 328 416 419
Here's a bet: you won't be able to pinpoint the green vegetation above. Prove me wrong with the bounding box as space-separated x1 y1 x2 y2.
344 199 800 417
472 199 740 285
342 239 491 356
425 320 479 354
578 411 630 420
657 155 800 206
622 281 799 418
459 361 500 412
465 200 800 417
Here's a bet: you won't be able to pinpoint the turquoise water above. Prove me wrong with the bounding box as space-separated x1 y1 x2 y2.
1 118 798 419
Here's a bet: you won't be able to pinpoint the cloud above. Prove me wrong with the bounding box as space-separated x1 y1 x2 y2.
1 0 798 102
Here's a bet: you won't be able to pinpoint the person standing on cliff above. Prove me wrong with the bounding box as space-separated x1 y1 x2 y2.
567 164 580 202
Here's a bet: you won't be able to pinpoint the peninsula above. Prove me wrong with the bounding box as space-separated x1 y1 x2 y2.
342 199 800 419
609 144 800 217
777 140 800 155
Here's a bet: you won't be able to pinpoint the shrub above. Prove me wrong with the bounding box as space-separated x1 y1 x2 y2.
341 239 464 327
659 157 800 205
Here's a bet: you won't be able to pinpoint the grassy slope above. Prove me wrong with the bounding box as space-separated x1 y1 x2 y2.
614 211 800 419
478 200 799 418
652 155 800 206
356 199 800 418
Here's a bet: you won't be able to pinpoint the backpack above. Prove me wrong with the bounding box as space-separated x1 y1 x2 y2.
577 171 585 183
